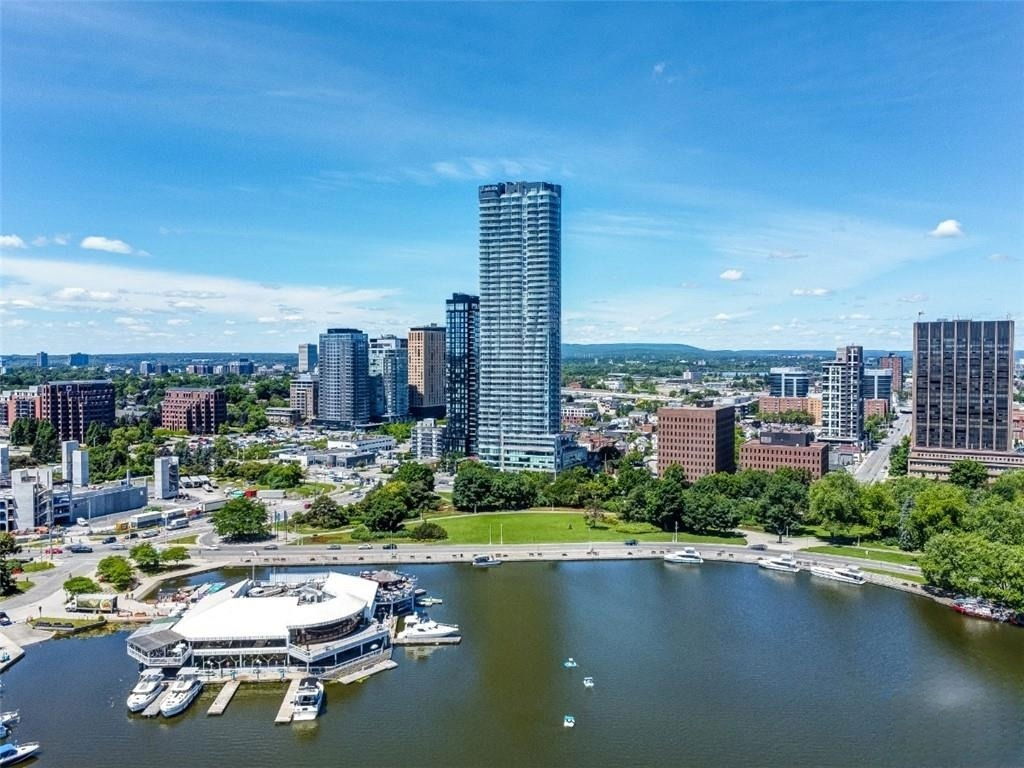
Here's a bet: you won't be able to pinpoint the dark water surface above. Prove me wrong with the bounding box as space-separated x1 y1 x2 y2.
6 561 1023 767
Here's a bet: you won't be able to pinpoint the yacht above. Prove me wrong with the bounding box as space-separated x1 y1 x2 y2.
159 669 203 717
809 564 865 585
562 658 578 669
757 554 801 573
663 547 703 564
472 555 502 568
563 715 576 728
397 613 460 640
0 742 40 766
126 668 166 712
291 677 324 722
583 677 595 688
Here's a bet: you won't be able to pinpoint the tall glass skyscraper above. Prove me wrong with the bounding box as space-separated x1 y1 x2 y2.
768 367 810 397
477 181 566 472
317 328 369 428
445 293 480 457
369 335 409 423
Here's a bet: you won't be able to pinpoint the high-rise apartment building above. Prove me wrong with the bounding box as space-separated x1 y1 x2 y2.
657 405 736 480
289 375 318 422
820 346 864 443
909 319 1023 478
369 335 409 423
67 353 89 367
877 354 905 392
297 343 318 373
228 358 254 376
408 325 445 419
36 352 49 369
863 368 893 401
768 367 810 398
161 388 227 434
478 181 565 472
445 293 480 456
38 380 116 443
318 329 370 428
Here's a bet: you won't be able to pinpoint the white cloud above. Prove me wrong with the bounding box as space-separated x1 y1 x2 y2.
170 300 199 309
2 318 29 328
769 324 783 331
223 330 237 336
899 293 928 303
988 253 1015 262
652 61 667 77
166 318 189 326
719 269 744 281
53 287 118 302
31 234 71 247
0 235 27 249
840 313 871 320
768 251 809 260
622 326 640 332
792 288 832 297
81 235 135 254
257 316 278 324
114 316 143 326
928 219 964 238
713 312 734 321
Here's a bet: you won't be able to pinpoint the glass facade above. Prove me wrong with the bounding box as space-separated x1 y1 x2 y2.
768 367 810 398
445 293 480 456
369 335 409 423
318 329 370 428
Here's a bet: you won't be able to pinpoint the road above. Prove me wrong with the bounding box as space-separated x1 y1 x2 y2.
854 412 911 484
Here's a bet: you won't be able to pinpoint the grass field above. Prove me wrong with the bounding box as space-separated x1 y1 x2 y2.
802 545 919 566
19 561 56 573
168 534 199 545
862 567 926 585
0 580 35 601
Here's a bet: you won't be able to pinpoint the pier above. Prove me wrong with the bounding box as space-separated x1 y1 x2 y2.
274 678 302 724
337 659 397 684
393 635 462 646
207 680 240 716
140 688 170 718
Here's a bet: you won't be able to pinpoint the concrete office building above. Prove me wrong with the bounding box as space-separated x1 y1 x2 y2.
445 293 480 456
61 440 79 482
768 368 811 398
739 430 829 480
36 352 48 369
186 362 213 375
820 346 864 443
154 455 180 500
409 325 445 419
68 352 89 367
72 449 90 487
228 359 254 376
318 329 370 429
161 388 227 434
298 343 318 374
478 181 567 472
39 381 115 443
369 335 409 423
909 319 1023 479
863 369 893 401
290 375 318 422
877 354 905 392
411 418 446 460
657 405 736 480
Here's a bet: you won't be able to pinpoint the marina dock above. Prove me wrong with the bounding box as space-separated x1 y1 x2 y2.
274 678 302 724
393 635 462 646
207 680 240 716
140 688 170 718
337 659 397 685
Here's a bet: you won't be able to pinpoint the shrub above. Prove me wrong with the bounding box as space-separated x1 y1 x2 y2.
410 522 448 541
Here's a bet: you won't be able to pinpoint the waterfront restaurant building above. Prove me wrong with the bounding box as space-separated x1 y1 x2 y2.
126 572 391 678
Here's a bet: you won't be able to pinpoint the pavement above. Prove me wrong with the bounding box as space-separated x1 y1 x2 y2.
853 412 911 484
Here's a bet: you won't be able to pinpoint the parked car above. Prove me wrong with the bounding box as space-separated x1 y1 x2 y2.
382 543 397 550
140 530 159 539
0 612 11 627
101 536 117 544
43 547 63 555
623 539 639 546
263 543 279 550
748 543 768 551
109 543 127 550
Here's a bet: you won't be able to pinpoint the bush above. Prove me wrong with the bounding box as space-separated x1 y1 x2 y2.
63 576 100 595
350 525 373 541
410 522 448 541
613 521 661 534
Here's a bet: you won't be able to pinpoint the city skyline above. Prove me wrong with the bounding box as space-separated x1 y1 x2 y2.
1 3 1022 353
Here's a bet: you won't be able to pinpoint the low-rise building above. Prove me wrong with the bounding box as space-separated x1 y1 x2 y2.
289 375 318 422
864 399 890 419
561 403 598 427
656 405 735 480
758 396 821 425
907 448 1024 481
327 435 397 455
265 407 301 426
161 388 227 434
38 380 116 443
739 431 829 480
411 419 446 460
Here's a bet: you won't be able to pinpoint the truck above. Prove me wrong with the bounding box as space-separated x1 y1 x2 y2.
165 517 190 531
127 510 165 530
197 498 227 514
65 594 119 613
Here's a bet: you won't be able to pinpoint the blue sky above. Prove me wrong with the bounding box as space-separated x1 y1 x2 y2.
1 2 1022 353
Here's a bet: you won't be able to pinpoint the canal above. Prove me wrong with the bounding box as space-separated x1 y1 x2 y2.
5 560 1022 767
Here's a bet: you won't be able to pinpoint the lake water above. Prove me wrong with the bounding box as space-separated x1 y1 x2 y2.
5 560 1023 767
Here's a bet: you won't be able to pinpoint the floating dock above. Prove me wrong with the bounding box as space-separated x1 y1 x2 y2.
393 635 462 646
274 678 302 724
140 688 170 718
207 680 240 716
337 659 397 685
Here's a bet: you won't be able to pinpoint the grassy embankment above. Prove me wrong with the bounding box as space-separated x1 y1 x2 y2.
801 545 919 566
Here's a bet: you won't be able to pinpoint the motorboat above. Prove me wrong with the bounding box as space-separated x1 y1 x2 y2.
126 668 166 712
0 742 40 766
0 711 19 728
563 715 576 728
562 658 578 669
663 547 703 564
472 555 502 568
397 613 460 640
583 677 595 688
757 554 801 573
291 677 324 722
809 564 865 585
160 669 203 717
416 596 444 607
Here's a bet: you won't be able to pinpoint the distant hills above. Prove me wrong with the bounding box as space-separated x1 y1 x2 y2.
561 343 910 360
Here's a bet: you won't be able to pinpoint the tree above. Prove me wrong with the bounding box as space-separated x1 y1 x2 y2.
0 561 16 596
650 465 689 532
63 576 100 596
920 532 1024 609
757 471 809 541
948 459 989 491
130 543 162 573
410 521 448 540
160 546 191 565
862 483 900 540
888 436 910 476
299 494 348 529
809 471 864 540
31 420 60 463
212 497 271 541
96 555 135 590
362 487 411 533
452 461 495 511
261 462 304 489
394 462 435 491
85 420 112 447
0 533 19 557
9 417 38 447
906 483 969 550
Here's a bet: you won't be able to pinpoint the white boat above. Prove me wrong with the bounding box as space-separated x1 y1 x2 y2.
160 669 203 717
472 555 502 567
397 613 460 640
809 564 865 585
563 715 576 728
562 658 578 669
758 554 801 573
664 547 703 564
583 677 594 688
0 742 40 766
291 677 324 722
0 711 19 728
126 668 166 712
416 596 444 607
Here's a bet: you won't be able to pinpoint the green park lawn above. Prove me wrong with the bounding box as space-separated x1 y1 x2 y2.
168 534 199 545
19 561 56 573
0 579 35 601
802 544 920 566
862 567 926 585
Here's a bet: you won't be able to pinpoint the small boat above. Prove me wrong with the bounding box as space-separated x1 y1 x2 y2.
563 715 576 728
664 547 703 564
206 582 226 595
0 711 20 728
291 677 324 722
0 742 40 766
472 555 502 568
397 613 461 640
809 564 865 585
160 669 203 717
582 677 594 688
562 658 578 669
126 668 166 712
416 596 444 607
413 588 427 596
758 554 801 573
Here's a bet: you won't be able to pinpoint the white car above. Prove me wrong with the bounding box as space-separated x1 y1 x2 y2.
358 544 373 550
205 544 220 551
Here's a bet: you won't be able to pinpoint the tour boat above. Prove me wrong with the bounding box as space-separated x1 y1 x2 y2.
160 669 203 717
397 613 460 640
291 677 324 722
562 658 578 669
126 668 166 713
472 555 502 568
757 554 801 573
0 742 40 766
663 547 704 564
583 677 595 688
563 715 576 728
809 564 865 585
